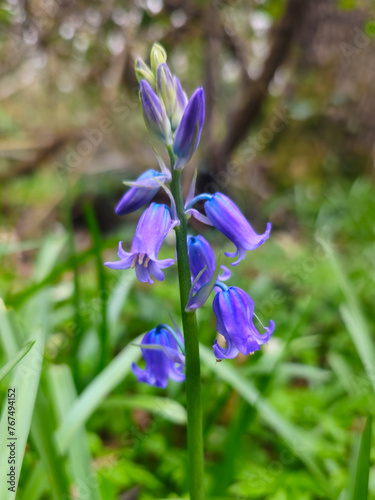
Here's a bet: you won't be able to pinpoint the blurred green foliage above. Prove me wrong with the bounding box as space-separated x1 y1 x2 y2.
1 0 375 498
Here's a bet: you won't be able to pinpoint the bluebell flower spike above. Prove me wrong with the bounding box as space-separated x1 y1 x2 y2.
139 80 172 145
203 193 271 266
104 203 177 284
132 325 185 388
212 286 275 359
173 88 205 170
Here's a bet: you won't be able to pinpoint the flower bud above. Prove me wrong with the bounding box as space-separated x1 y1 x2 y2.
139 80 172 145
171 77 188 131
173 87 205 170
150 43 167 74
157 63 176 118
134 57 155 87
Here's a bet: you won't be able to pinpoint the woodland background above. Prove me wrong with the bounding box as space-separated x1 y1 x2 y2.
0 0 374 499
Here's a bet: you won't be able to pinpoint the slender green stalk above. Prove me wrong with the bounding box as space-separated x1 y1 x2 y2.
168 147 205 500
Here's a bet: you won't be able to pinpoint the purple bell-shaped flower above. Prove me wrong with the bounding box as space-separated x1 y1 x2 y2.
212 286 274 359
132 324 185 388
104 203 177 284
204 193 271 265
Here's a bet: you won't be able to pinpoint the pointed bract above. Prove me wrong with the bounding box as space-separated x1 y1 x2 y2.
173 88 205 170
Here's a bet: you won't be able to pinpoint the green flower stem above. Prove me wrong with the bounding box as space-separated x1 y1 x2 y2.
168 147 205 500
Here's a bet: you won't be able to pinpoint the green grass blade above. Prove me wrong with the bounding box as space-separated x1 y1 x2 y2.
340 304 375 393
0 325 44 499
84 202 108 371
30 391 70 500
20 461 49 500
320 239 375 393
347 417 372 500
0 240 40 257
47 364 102 500
55 335 143 453
107 275 135 350
102 395 187 424
199 344 326 483
0 340 35 382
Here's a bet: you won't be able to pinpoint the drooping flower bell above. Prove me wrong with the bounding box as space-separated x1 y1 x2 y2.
139 80 172 145
203 193 271 265
104 203 177 283
173 88 205 170
157 63 176 118
132 324 185 388
171 77 188 131
212 286 274 359
115 152 171 215
187 235 230 294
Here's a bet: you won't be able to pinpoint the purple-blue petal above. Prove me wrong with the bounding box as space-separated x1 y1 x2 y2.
132 326 185 388
115 170 163 215
187 235 216 292
131 203 174 258
212 286 274 359
204 193 271 265
173 88 205 169
140 80 171 143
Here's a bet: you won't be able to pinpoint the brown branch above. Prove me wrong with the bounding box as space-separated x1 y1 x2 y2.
213 0 309 173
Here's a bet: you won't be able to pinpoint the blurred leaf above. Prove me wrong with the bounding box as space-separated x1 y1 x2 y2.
47 364 101 500
55 335 143 453
199 344 327 485
107 274 135 350
0 308 45 499
320 239 375 393
103 394 187 424
20 461 49 500
0 340 35 382
346 417 372 500
0 240 40 257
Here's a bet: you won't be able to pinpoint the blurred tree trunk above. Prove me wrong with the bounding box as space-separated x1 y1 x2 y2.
202 0 309 190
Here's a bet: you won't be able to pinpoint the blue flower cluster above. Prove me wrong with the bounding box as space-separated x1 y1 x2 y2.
105 44 274 387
